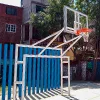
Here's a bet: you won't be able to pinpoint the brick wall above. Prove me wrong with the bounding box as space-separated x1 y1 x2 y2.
0 3 23 44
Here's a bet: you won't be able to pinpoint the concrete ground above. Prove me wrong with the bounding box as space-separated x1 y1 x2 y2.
2 81 100 100
24 81 100 100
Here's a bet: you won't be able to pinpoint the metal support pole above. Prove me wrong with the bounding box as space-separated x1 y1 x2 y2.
60 49 63 95
54 35 81 48
68 57 70 96
22 55 26 100
38 28 64 55
64 6 67 32
32 28 64 46
62 35 83 56
13 44 18 100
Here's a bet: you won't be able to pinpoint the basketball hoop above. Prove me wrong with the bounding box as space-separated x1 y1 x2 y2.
76 28 92 42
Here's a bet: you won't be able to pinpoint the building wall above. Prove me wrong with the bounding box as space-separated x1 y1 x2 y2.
0 3 23 44
22 0 48 23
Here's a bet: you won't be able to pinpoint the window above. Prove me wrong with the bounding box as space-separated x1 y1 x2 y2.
6 7 17 16
6 24 16 33
36 5 44 13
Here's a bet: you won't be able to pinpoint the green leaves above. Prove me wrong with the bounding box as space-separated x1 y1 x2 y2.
30 0 74 39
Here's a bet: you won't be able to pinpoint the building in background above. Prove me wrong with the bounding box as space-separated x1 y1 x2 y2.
0 3 23 44
21 0 48 44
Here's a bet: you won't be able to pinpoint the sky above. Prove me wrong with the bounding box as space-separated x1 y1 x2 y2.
0 0 21 7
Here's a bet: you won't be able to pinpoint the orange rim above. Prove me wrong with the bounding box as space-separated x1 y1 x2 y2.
76 28 92 35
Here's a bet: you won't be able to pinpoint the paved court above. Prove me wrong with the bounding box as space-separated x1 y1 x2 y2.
22 81 100 100
40 81 100 100
41 81 100 100
2 81 100 100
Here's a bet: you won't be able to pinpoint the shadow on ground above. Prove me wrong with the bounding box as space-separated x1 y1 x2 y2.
24 89 79 100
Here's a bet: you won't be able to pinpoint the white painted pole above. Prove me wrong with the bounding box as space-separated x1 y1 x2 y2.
13 44 18 100
22 55 26 100
38 28 64 55
64 6 67 32
32 28 64 46
62 35 83 56
60 49 63 95
54 35 81 48
68 57 70 96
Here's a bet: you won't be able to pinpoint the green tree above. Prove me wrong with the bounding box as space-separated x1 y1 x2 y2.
30 0 74 39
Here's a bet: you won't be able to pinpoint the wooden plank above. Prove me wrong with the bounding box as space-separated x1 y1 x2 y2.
8 44 14 99
48 49 51 91
32 48 36 94
19 47 23 97
36 48 41 93
28 48 32 95
2 44 8 100
24 47 28 96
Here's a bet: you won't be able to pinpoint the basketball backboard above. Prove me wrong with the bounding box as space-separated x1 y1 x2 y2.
63 6 88 35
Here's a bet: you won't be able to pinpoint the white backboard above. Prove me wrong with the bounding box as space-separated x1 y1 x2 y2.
63 6 88 35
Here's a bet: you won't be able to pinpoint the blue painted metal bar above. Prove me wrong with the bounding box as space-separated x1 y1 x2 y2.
2 44 8 100
51 50 54 89
48 49 51 91
19 47 23 97
44 50 47 92
36 48 41 93
8 44 14 100
40 50 44 92
24 47 28 96
28 48 32 95
0 44 2 75
32 48 36 94
54 50 57 89
58 50 61 88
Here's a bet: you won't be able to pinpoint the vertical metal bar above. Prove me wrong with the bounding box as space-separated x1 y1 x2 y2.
48 49 50 91
24 48 28 96
54 50 57 89
28 48 32 95
74 11 77 31
22 55 26 100
14 44 18 100
36 48 41 93
60 49 63 95
64 6 67 32
44 50 47 92
68 57 70 96
51 50 54 89
19 47 23 97
40 49 44 92
78 13 80 29
32 48 36 94
8 44 13 100
0 44 2 75
86 16 88 28
2 44 8 100
57 50 61 88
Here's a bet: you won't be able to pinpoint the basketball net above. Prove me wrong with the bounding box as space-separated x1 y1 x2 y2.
76 28 92 42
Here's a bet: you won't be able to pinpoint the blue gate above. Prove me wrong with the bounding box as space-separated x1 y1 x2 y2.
1 44 61 100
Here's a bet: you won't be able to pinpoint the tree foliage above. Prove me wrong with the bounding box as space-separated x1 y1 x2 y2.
30 0 74 39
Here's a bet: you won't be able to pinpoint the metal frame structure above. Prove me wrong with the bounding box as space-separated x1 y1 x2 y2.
13 5 89 100
64 6 88 34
